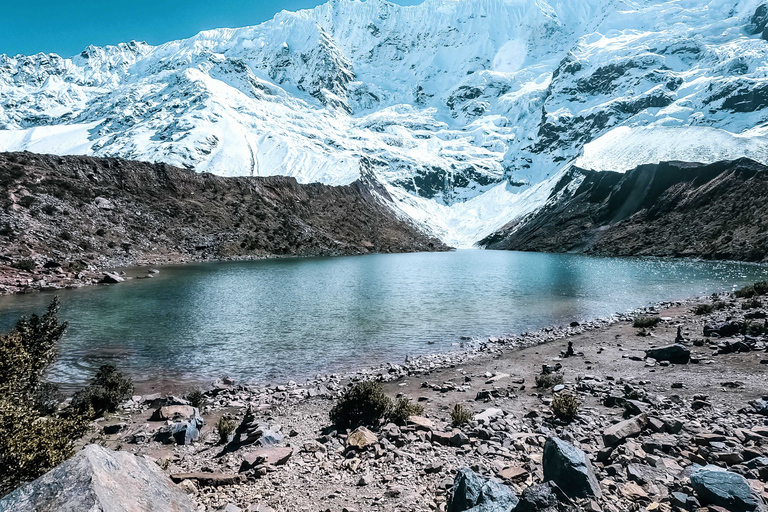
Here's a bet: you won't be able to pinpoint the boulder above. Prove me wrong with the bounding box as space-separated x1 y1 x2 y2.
346 426 378 450
448 467 519 512
602 414 647 447
644 344 690 364
542 437 601 499
512 482 573 512
154 412 203 446
100 271 124 284
690 465 761 512
0 444 196 512
704 321 741 337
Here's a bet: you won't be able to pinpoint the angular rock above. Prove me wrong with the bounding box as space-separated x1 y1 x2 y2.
602 414 647 447
644 344 690 364
346 426 377 450
239 447 293 472
408 416 435 431
542 437 601 499
0 444 196 511
448 467 519 512
100 271 124 284
690 464 761 512
512 481 572 512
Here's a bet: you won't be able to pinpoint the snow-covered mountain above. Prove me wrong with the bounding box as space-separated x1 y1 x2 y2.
2 0 768 246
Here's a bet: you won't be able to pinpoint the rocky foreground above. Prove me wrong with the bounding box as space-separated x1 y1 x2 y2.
0 152 447 294
482 158 768 263
4 290 768 512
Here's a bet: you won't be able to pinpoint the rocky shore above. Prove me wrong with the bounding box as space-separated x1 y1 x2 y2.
6 287 767 511
0 152 448 295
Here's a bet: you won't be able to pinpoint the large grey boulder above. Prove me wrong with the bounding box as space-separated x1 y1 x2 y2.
690 465 762 512
645 344 690 364
448 468 519 512
542 437 601 499
0 444 196 512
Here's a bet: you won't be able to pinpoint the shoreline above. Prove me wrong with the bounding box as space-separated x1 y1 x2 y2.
89 284 768 512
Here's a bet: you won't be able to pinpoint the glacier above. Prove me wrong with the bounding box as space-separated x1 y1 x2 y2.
2 0 768 247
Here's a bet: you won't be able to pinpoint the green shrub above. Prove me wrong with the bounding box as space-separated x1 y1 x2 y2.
329 381 391 429
0 298 90 496
735 281 768 298
535 372 564 389
450 404 472 427
693 303 713 315
217 416 236 445
742 299 763 310
11 259 36 272
551 393 580 422
633 316 662 328
70 364 134 418
185 390 206 409
387 397 424 426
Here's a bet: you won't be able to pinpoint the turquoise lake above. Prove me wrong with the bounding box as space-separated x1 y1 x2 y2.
1 250 766 391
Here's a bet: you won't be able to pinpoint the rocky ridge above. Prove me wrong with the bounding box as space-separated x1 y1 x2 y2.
481 158 768 262
0 151 447 294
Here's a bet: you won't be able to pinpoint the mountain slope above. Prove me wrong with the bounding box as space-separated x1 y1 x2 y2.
2 0 768 245
0 151 446 293
481 159 768 262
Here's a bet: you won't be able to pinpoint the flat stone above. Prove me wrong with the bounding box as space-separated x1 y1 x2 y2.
473 408 503 424
170 472 243 486
0 444 196 511
645 344 690 364
497 465 529 482
485 373 510 384
407 416 434 431
151 405 198 421
603 414 647 447
239 447 293 472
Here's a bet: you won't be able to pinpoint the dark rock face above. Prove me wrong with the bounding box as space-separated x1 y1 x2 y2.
690 465 761 512
0 152 448 294
542 437 601 499
0 444 196 512
448 468 519 512
512 482 573 512
749 4 768 39
645 344 690 364
481 159 768 262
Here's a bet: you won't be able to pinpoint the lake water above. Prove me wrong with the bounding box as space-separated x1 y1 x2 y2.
1 250 766 391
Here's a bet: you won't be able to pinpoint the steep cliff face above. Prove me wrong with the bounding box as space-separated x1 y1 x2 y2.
0 152 446 293
481 159 768 262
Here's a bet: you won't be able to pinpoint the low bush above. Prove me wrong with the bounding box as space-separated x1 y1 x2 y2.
735 281 768 298
185 390 206 409
535 372 564 389
217 416 236 445
742 299 763 310
11 259 36 272
70 364 134 418
633 316 662 328
450 404 472 427
551 393 580 422
387 397 424 426
329 381 391 429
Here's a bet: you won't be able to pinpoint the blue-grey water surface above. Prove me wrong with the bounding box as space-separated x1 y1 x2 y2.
1 250 766 391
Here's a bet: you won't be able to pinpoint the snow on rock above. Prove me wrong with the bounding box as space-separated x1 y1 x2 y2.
1 0 768 245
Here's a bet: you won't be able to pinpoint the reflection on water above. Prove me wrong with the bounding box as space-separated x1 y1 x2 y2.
0 250 766 390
